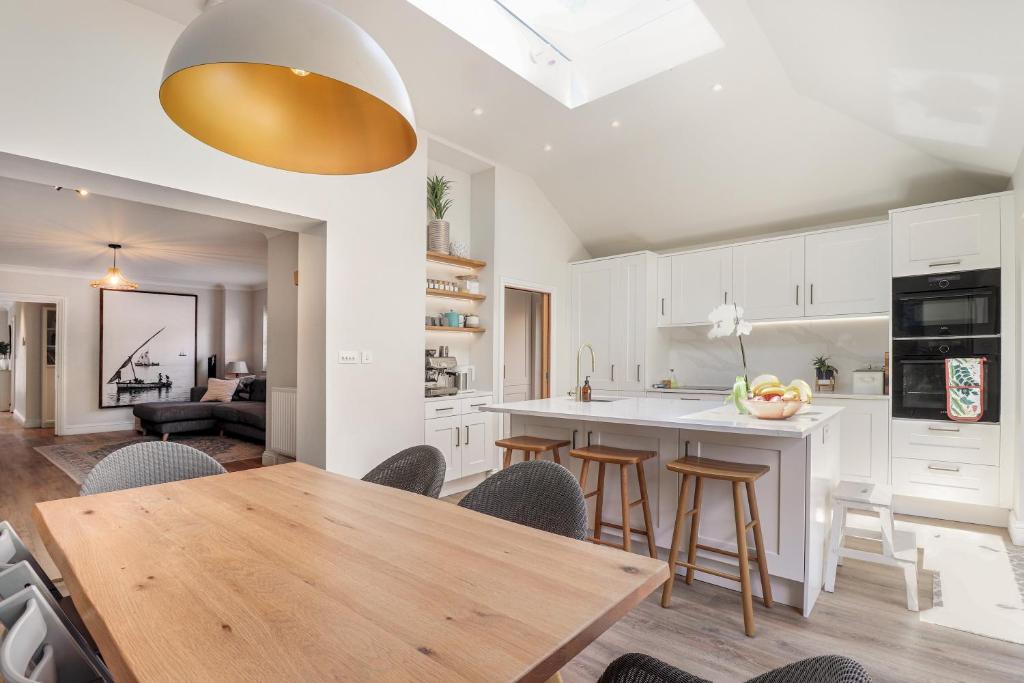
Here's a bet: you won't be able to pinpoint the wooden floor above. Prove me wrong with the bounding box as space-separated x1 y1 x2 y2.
3 413 1021 682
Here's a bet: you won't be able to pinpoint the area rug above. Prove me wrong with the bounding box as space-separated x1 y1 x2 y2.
34 435 263 486
847 511 1024 645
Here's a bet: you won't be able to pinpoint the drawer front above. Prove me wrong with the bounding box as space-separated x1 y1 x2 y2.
891 419 999 466
460 394 493 415
425 399 460 420
892 458 999 506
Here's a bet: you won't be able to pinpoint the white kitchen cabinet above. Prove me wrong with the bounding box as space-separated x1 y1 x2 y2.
424 415 460 480
670 247 733 325
460 414 492 477
732 236 805 320
657 256 671 327
891 196 1001 276
891 419 1000 505
814 397 889 485
805 223 890 316
424 394 496 482
619 254 647 391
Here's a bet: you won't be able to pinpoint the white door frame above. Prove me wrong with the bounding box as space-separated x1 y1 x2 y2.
0 292 67 435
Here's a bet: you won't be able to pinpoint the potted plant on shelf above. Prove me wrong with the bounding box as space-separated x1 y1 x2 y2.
0 340 9 371
427 175 453 254
813 354 838 392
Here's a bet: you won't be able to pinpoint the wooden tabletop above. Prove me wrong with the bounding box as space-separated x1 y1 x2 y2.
34 463 667 682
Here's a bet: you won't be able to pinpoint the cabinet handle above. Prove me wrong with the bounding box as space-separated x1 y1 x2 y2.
587 431 593 447
678 397 700 401
927 463 960 472
470 403 486 408
684 440 691 457
927 425 960 433
465 425 470 445
795 284 800 305
572 429 578 449
435 407 454 412
723 290 728 304
636 364 641 382
456 426 460 447
661 298 665 316
611 364 615 381
810 283 814 305
928 259 962 268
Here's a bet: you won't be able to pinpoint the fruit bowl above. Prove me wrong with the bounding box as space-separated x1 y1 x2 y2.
742 398 806 420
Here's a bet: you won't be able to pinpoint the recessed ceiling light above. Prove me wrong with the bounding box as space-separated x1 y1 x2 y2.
76 188 89 196
712 83 723 92
611 120 621 128
472 107 484 116
543 143 553 152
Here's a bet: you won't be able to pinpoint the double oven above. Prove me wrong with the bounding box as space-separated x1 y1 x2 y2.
891 268 1000 423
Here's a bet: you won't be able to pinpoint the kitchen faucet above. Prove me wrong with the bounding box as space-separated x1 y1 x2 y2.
572 343 596 401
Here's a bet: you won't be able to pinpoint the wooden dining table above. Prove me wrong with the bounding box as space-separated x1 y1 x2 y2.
34 462 668 682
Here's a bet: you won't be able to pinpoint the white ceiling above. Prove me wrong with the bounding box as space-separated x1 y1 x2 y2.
124 0 1019 256
0 176 272 287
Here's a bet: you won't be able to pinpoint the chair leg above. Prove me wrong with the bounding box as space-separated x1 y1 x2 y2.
162 433 170 442
661 473 690 608
620 465 632 553
824 502 845 593
503 448 513 469
578 458 590 493
636 463 657 559
685 477 704 585
551 447 561 465
732 481 755 637
745 480 772 608
879 508 897 558
903 560 919 612
593 463 606 544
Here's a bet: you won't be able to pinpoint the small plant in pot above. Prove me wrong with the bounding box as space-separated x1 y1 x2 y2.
426 175 453 254
812 355 838 381
0 341 9 371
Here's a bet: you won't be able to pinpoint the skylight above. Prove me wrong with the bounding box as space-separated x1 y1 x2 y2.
405 0 724 108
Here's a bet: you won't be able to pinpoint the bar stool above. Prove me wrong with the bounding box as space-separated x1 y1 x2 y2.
569 445 657 559
495 436 571 469
661 456 772 637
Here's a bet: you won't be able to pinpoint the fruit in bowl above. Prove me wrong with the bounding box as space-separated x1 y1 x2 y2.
742 375 813 420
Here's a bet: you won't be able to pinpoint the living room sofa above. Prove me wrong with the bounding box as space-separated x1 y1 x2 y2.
133 379 267 443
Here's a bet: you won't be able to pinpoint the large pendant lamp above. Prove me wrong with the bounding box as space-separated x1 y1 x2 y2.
159 0 417 175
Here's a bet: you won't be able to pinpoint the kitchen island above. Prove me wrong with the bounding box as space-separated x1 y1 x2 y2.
481 397 843 616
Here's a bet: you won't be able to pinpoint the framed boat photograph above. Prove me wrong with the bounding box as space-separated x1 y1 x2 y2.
99 290 198 409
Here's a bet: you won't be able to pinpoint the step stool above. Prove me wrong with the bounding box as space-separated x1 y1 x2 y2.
824 481 920 611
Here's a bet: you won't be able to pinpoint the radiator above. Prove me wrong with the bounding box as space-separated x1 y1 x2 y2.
269 387 297 457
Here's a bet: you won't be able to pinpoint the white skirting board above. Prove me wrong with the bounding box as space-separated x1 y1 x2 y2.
269 387 297 458
1009 509 1024 546
60 421 135 435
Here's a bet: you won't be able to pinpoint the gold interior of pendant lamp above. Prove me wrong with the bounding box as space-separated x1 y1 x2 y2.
91 245 139 290
160 62 417 175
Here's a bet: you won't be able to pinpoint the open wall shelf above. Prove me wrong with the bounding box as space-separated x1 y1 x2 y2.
426 288 486 302
426 326 486 334
426 251 487 270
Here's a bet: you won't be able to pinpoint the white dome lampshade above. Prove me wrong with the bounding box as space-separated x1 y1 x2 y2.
159 0 417 175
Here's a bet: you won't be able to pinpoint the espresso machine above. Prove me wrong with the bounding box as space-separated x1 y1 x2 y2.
425 348 459 397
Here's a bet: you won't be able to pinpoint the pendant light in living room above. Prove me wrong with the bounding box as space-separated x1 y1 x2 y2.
90 244 139 291
159 0 417 175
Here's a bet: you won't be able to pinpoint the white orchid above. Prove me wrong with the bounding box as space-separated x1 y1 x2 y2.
707 303 753 411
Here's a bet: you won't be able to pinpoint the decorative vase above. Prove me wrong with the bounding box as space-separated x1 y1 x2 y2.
450 241 469 258
427 219 450 254
0 359 7 371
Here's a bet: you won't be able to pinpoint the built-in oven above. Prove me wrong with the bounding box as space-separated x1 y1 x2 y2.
892 337 999 423
892 268 1000 338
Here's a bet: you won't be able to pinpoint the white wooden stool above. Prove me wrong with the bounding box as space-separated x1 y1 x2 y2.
824 481 919 611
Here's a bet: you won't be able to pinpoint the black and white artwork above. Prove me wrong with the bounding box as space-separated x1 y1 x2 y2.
99 290 198 408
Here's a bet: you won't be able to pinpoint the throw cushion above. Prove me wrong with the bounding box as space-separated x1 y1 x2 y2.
233 376 256 401
249 378 268 402
200 378 240 403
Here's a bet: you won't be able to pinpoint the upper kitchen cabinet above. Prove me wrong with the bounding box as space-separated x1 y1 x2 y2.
805 222 890 317
571 253 659 392
656 256 671 326
732 236 805 320
891 196 1001 277
669 247 733 325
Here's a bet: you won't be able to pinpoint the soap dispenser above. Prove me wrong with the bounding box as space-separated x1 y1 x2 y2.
581 376 592 402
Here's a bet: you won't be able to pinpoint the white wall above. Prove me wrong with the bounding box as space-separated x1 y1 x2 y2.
267 233 298 387
11 302 42 426
0 0 425 473
0 269 220 432
251 287 267 373
222 287 255 374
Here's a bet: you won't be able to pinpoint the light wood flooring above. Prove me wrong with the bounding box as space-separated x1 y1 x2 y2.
3 413 1021 682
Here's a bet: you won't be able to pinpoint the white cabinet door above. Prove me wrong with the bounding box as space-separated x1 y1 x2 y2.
815 397 890 485
460 414 492 477
424 415 461 481
805 223 890 317
670 248 733 325
732 237 805 320
618 254 647 391
656 256 671 327
891 196 1001 276
571 260 618 390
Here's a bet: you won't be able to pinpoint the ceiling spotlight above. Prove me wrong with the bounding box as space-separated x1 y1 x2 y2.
712 83 723 92
543 143 552 152
611 120 621 128
76 188 89 196
54 186 89 197
472 107 484 116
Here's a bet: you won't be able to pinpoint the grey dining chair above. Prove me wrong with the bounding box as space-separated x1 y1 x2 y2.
598 653 873 683
79 441 227 496
458 460 588 540
0 521 61 602
361 445 446 498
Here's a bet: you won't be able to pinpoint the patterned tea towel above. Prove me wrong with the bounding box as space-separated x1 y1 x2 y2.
945 357 986 422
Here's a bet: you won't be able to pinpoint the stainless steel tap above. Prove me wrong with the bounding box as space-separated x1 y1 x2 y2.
572 343 596 401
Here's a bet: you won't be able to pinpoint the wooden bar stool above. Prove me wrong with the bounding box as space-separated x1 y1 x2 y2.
495 436 571 469
661 456 772 637
569 445 657 559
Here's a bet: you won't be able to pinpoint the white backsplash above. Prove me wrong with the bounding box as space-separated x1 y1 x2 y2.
659 318 888 393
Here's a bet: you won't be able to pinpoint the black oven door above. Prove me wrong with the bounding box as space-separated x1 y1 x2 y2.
892 338 999 423
892 269 1000 338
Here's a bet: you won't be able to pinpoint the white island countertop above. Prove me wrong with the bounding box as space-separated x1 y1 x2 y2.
481 397 843 438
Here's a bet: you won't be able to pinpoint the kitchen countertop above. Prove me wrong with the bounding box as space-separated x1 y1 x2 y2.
424 389 490 403
481 397 843 438
647 388 889 401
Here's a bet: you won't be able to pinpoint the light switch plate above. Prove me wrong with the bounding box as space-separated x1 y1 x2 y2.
338 350 359 364
360 351 374 364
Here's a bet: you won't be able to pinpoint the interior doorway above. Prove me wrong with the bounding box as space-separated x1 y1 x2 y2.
502 286 551 403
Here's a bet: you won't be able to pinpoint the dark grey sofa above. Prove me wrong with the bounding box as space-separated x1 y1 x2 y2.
133 379 266 443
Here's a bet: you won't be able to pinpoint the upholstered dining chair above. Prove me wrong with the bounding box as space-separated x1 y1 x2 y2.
598 653 873 683
458 460 588 540
79 441 226 496
361 445 447 498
